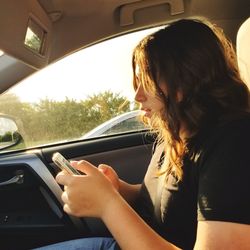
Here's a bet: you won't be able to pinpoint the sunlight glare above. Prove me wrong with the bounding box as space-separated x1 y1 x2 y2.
9 27 161 103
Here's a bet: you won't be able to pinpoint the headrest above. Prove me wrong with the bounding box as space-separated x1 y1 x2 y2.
237 17 250 89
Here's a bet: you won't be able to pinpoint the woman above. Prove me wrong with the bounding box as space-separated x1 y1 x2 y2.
37 17 250 250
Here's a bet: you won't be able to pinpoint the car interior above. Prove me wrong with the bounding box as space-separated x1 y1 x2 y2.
0 0 249 249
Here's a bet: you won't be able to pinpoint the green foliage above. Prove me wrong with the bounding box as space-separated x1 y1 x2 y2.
0 91 134 148
0 131 12 142
25 33 41 53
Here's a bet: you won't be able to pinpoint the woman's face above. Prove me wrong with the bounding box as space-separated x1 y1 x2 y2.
134 83 165 118
134 65 166 118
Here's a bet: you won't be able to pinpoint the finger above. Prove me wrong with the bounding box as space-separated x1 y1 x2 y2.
98 164 109 174
56 172 74 185
70 161 78 168
63 204 80 217
98 164 116 178
61 191 69 204
57 169 69 176
63 204 72 215
74 160 98 176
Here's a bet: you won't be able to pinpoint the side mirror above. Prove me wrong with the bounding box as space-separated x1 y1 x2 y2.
0 115 24 151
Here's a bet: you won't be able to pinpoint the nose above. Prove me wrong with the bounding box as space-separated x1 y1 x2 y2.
134 84 147 103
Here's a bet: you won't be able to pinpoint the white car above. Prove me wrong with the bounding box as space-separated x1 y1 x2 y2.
82 110 145 139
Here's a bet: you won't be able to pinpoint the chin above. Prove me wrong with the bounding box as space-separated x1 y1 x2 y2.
142 110 152 118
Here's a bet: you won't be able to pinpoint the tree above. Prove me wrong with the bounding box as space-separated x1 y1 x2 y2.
0 91 133 148
1 131 12 142
82 91 131 130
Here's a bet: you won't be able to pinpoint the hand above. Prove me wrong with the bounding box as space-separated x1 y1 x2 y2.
56 160 119 218
71 161 120 191
98 164 120 191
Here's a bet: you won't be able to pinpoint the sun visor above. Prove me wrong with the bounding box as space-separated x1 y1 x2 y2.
0 0 52 69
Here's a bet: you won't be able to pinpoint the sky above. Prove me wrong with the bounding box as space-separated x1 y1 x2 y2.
0 117 17 135
9 27 161 104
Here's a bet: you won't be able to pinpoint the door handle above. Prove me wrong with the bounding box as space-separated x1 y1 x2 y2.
0 170 24 186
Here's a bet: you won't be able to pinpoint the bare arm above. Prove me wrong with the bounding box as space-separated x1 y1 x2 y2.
102 192 180 250
60 160 250 250
103 196 250 250
194 221 250 250
58 161 180 250
118 180 141 204
98 164 141 205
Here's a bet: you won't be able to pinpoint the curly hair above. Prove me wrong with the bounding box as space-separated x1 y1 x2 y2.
132 17 250 180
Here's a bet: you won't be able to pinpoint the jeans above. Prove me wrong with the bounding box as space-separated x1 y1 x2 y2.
33 237 120 250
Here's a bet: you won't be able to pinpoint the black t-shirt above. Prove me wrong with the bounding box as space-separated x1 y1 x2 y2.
135 113 250 250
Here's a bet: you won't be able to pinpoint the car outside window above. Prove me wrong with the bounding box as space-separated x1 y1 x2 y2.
0 27 161 152
104 117 144 135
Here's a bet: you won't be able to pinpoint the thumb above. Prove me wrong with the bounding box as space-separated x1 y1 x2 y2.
73 160 98 175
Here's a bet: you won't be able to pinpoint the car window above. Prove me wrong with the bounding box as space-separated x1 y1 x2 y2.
0 26 161 153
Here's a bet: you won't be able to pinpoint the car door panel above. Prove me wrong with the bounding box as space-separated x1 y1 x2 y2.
0 154 89 250
42 132 154 183
0 132 153 250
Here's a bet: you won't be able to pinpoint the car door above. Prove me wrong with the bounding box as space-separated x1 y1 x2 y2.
0 25 158 250
0 131 153 250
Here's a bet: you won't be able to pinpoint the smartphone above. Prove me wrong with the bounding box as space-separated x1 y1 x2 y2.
52 152 81 175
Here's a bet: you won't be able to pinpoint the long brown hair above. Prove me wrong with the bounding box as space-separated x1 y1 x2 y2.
132 17 250 180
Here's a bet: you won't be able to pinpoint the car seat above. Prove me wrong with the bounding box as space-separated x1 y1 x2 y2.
236 17 250 89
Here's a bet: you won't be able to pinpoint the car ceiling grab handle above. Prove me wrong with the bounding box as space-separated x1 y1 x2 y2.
119 0 184 26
